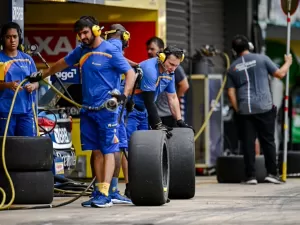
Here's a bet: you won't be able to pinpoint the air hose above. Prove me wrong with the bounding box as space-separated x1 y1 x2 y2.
0 78 95 211
193 52 230 141
0 52 230 210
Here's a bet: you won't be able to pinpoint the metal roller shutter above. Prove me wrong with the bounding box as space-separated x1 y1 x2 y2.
191 0 224 53
166 0 224 58
166 0 190 54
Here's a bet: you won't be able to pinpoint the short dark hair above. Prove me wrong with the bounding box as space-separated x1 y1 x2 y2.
164 45 184 61
107 24 126 39
232 35 250 55
146 36 164 49
0 22 23 48
74 16 99 33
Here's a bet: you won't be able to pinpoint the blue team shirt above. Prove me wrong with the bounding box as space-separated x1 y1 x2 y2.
134 57 176 109
107 38 122 52
107 38 123 91
64 40 131 108
0 51 37 114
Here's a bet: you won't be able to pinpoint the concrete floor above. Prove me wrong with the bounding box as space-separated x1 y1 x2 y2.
1 177 300 225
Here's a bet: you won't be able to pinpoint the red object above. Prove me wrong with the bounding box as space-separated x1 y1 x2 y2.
24 22 156 65
38 117 56 132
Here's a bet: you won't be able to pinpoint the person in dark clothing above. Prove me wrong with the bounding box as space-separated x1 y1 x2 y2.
226 35 292 185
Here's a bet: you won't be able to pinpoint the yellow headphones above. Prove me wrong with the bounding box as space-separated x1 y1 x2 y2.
158 48 185 63
76 17 102 41
104 29 130 41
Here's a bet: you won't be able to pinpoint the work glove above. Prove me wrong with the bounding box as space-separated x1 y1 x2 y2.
125 98 135 112
154 122 173 139
134 64 143 76
111 93 127 105
177 119 195 133
27 71 43 83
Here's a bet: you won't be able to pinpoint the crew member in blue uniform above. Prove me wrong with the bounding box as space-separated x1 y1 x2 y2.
127 46 193 139
0 22 39 136
104 23 137 203
28 16 136 208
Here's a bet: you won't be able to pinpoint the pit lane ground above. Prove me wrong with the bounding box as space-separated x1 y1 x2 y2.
1 176 300 225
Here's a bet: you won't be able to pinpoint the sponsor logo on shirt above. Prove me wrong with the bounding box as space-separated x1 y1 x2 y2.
234 60 256 72
92 62 101 66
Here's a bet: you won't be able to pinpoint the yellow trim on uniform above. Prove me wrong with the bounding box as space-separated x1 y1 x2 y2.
79 52 112 68
155 75 172 86
0 59 31 78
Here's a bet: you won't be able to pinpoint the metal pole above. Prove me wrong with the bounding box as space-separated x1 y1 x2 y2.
282 0 292 182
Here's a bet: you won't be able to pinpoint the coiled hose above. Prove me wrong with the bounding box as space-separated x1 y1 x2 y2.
0 78 95 210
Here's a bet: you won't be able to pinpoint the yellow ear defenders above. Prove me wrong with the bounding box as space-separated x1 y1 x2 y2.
158 49 185 63
104 29 130 41
76 18 102 41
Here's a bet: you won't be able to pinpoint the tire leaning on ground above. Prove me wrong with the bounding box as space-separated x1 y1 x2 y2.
0 171 54 204
167 128 195 199
0 136 53 171
129 130 169 206
216 155 267 183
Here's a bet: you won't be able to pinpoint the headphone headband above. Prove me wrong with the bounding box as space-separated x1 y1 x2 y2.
104 29 130 42
157 46 185 63
75 16 102 41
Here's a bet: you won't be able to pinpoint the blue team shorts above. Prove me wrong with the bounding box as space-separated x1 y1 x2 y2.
0 112 36 136
80 109 119 155
117 107 128 149
126 108 148 145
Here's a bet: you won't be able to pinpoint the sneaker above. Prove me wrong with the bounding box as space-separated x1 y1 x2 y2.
91 193 113 208
265 174 284 184
81 191 98 207
242 177 258 185
110 190 132 204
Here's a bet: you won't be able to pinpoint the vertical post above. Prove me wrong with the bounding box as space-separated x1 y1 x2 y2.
282 0 292 182
12 0 24 40
0 0 24 39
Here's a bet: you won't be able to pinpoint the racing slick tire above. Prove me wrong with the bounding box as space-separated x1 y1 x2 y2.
167 128 195 199
0 136 53 171
0 171 54 204
129 130 169 206
216 155 267 183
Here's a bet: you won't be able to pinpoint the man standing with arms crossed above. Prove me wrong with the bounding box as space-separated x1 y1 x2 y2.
146 37 189 127
28 16 136 208
227 35 292 185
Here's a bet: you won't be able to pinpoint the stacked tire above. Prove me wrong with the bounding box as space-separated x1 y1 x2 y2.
0 137 54 204
128 128 195 206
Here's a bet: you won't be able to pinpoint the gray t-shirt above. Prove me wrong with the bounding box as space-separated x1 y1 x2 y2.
156 65 186 117
226 53 279 115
